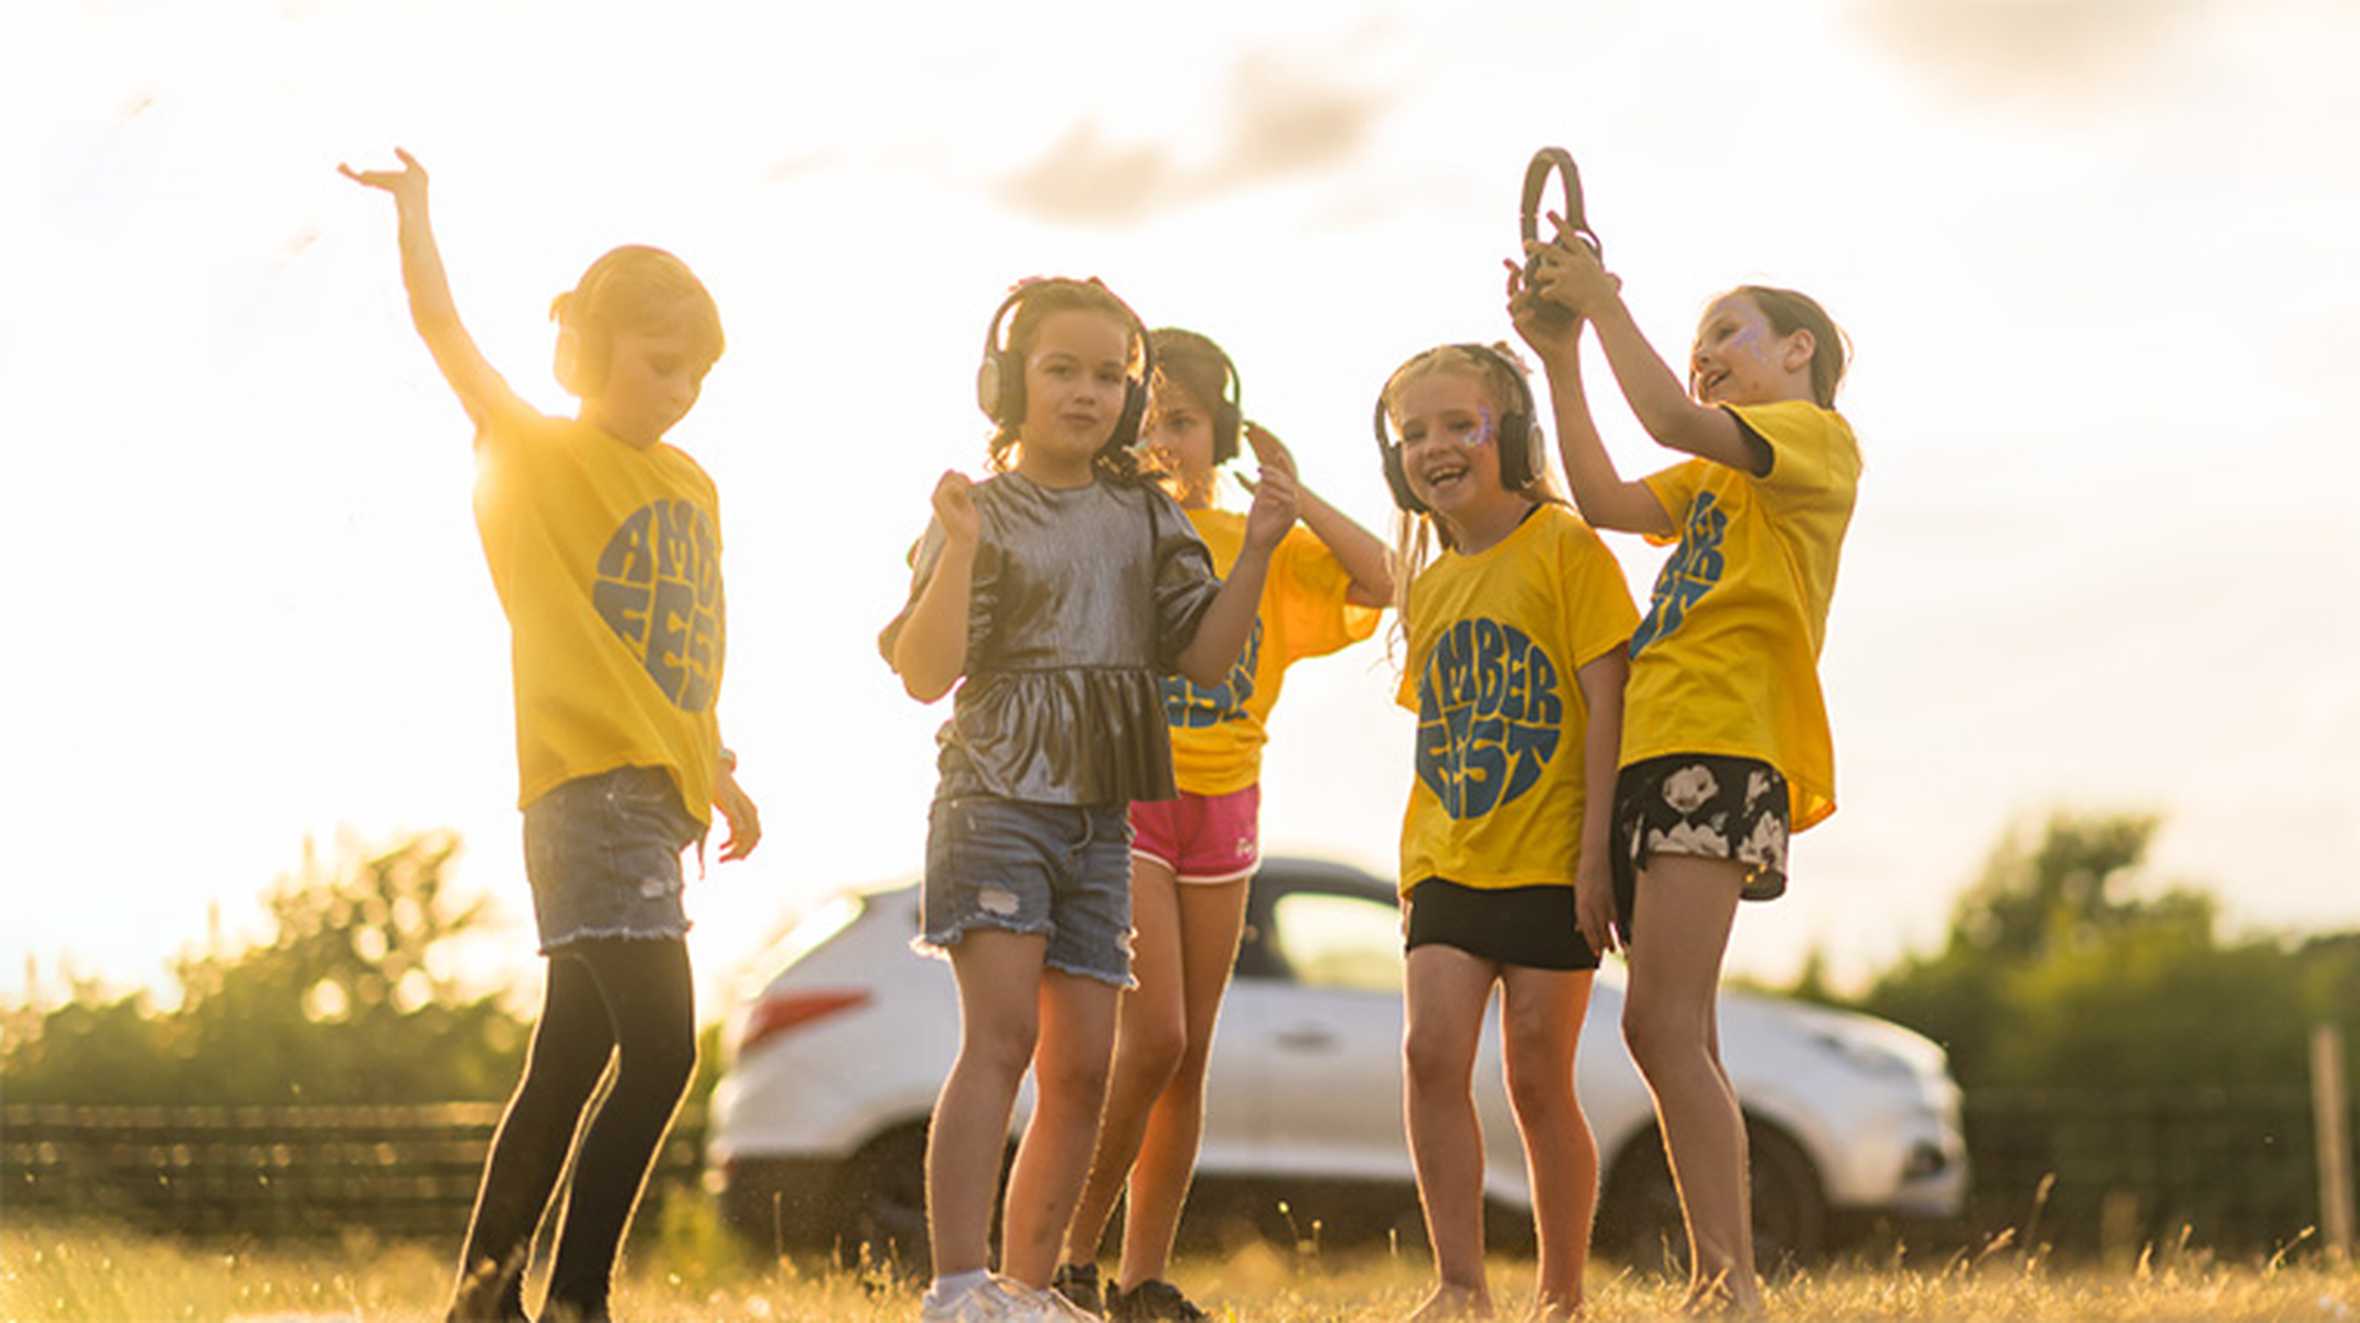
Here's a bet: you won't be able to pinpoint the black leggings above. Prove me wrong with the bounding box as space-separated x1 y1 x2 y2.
448 937 697 1322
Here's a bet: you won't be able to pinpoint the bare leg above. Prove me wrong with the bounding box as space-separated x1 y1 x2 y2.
1403 944 1500 1317
1062 856 1188 1268
1620 854 1761 1315
999 968 1121 1286
927 930 1048 1278
1497 964 1597 1320
1115 876 1250 1288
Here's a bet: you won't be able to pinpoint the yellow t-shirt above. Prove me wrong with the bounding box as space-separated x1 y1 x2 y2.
473 410 726 824
1162 510 1380 796
1395 505 1638 893
1621 400 1861 832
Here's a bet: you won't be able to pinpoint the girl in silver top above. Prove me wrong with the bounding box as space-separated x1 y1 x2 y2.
884 278 1297 1323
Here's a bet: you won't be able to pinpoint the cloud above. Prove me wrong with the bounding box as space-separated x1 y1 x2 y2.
1847 0 2209 99
994 123 1177 225
993 51 1389 226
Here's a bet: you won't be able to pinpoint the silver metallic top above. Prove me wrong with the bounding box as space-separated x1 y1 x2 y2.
882 473 1220 805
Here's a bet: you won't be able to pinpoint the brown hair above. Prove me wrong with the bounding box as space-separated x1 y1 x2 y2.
1730 285 1849 408
1378 343 1565 660
986 279 1146 483
549 245 725 391
1148 328 1232 444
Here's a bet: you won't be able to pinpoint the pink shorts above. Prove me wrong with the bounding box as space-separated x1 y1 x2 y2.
1128 784 1261 884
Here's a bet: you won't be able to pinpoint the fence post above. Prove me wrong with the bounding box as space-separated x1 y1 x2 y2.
2314 1023 2355 1263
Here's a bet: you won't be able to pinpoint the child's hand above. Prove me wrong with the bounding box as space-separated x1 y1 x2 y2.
1242 456 1299 552
1524 212 1622 317
1576 867 1620 958
1233 420 1301 498
713 766 763 862
1506 259 1583 362
338 147 430 210
931 471 981 547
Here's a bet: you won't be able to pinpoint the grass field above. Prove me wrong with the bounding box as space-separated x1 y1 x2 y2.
6 1213 2359 1323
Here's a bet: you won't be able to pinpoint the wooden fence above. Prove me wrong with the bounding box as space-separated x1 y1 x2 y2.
2 1102 703 1242
5 1090 2353 1256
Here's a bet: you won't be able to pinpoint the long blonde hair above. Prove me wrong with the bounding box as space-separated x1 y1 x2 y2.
1379 343 1567 662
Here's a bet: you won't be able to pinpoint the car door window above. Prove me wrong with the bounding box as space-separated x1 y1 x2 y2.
1269 893 1404 992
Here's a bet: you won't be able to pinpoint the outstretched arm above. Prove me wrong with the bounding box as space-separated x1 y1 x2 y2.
340 148 532 432
1524 216 1762 476
1240 422 1393 606
1508 261 1671 536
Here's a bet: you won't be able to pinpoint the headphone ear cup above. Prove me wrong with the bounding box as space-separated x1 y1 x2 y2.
1383 444 1426 513
1497 410 1538 488
1214 403 1241 465
554 322 589 396
976 349 1025 426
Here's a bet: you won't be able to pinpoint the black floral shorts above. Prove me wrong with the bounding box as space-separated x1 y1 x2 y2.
1609 754 1790 940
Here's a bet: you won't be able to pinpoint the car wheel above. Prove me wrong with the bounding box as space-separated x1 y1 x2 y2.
835 1125 930 1272
1597 1120 1828 1279
1746 1124 1828 1277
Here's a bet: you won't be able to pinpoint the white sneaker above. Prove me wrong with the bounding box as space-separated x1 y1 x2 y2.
919 1273 1074 1322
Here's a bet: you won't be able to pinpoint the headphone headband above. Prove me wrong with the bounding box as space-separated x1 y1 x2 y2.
1370 343 1544 513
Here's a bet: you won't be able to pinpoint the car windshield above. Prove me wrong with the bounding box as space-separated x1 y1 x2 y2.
1270 892 1404 992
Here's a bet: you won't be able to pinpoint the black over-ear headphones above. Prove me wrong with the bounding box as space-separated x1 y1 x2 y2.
1371 344 1544 514
976 277 1157 455
1146 328 1244 464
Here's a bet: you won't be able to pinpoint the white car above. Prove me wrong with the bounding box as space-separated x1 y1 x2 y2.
706 856 1965 1270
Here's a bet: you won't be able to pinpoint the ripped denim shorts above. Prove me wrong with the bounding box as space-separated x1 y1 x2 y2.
918 792 1134 988
522 765 702 954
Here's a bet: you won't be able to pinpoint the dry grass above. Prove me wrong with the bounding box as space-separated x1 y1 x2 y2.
4 1216 2358 1323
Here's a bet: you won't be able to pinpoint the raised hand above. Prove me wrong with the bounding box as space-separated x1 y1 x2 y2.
1506 258 1582 362
1242 454 1299 551
1241 420 1299 484
931 470 981 547
338 146 429 210
1525 211 1622 317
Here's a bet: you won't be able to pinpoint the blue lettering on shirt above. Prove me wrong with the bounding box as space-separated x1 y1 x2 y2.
1162 618 1262 728
595 499 723 711
1631 491 1725 655
1416 619 1562 819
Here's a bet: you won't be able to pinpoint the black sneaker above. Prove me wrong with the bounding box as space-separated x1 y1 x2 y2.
1108 1278 1210 1322
1051 1262 1104 1316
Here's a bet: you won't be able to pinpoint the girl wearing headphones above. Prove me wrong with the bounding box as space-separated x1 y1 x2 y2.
1378 343 1635 1323
883 280 1296 1323
1512 224 1859 1315
1052 330 1391 1322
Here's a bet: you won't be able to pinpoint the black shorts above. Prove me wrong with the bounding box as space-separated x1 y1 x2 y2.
1404 877 1600 972
1609 753 1791 943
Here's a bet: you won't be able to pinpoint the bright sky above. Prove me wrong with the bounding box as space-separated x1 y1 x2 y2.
9 0 2358 1019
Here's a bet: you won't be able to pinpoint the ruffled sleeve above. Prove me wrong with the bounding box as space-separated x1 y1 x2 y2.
1147 488 1220 674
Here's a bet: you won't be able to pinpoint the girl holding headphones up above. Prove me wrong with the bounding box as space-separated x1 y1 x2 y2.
1053 329 1391 1322
883 280 1296 1323
1377 343 1636 1322
1513 222 1860 1314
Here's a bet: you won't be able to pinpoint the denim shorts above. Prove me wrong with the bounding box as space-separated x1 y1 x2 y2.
522 765 703 954
919 793 1135 988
